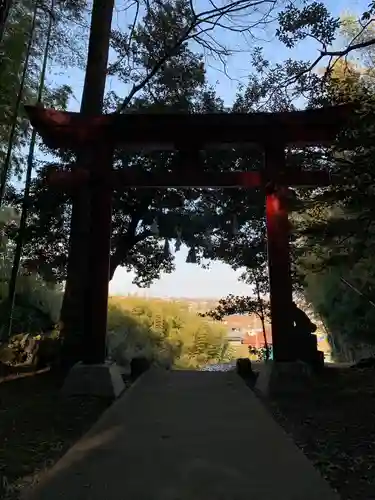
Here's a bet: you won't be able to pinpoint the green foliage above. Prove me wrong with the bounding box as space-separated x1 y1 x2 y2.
202 294 269 322
340 14 375 71
291 54 375 359
275 2 375 80
0 205 62 339
302 259 375 361
0 0 78 182
277 2 339 49
201 286 271 360
107 296 235 369
0 1 35 175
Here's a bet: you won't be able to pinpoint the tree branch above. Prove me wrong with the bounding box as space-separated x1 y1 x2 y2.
321 36 375 58
116 0 277 111
288 36 375 87
109 196 152 279
116 23 197 111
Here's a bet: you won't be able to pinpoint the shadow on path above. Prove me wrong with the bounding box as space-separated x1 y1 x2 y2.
24 369 340 500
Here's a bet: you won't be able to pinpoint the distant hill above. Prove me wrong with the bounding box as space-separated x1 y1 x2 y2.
118 296 222 313
113 295 331 354
118 294 261 313
171 298 220 313
118 295 267 331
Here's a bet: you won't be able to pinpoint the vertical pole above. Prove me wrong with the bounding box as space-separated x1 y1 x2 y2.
264 143 294 362
83 146 113 364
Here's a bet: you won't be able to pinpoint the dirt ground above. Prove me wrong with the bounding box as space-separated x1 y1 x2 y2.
0 370 114 499
264 366 375 500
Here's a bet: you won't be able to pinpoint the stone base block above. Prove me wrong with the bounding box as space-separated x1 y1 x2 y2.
255 360 313 397
61 362 125 398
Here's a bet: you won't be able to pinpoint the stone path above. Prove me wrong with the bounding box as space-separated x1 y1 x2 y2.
24 369 340 500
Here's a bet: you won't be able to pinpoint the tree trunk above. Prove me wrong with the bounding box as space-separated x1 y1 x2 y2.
109 240 136 281
108 216 149 281
59 0 114 371
254 274 269 361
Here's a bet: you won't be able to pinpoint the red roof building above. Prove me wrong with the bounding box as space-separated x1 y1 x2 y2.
242 329 273 347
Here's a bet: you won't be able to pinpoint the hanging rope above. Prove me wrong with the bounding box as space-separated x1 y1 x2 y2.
163 238 170 257
1 0 55 342
203 229 212 250
231 214 239 235
150 217 159 235
175 226 182 251
186 246 197 263
340 277 375 310
0 2 39 207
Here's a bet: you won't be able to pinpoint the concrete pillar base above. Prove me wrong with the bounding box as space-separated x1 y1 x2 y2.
61 362 125 398
255 360 313 397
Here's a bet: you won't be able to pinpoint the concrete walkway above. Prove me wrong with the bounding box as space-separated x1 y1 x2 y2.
25 369 340 500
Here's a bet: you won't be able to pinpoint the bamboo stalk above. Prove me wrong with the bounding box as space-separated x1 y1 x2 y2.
1 0 55 342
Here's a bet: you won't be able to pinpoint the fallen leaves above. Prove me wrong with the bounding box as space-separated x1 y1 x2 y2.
0 371 112 499
267 367 375 500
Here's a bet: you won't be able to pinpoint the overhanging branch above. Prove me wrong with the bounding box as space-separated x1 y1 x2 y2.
289 37 375 86
116 0 278 111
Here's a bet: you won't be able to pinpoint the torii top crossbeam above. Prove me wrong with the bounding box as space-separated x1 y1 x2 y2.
25 104 352 151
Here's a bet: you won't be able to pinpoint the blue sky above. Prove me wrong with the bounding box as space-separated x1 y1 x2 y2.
47 0 367 298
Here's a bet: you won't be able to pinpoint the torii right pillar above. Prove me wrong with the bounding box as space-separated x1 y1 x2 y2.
264 142 295 363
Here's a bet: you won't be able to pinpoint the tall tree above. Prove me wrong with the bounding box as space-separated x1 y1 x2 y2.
294 61 375 357
57 0 115 366
0 0 88 342
111 0 284 110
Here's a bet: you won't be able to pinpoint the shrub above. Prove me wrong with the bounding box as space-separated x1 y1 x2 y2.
0 205 63 340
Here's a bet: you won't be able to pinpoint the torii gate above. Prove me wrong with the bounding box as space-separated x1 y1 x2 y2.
25 104 352 366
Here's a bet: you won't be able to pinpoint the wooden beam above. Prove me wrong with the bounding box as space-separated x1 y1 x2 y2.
25 104 353 151
46 168 335 191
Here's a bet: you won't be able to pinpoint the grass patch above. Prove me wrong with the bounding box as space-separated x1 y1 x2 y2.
0 370 114 499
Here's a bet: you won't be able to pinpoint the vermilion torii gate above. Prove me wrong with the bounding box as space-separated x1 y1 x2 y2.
25 104 352 366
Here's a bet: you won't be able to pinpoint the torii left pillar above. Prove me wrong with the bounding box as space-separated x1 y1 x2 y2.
82 144 114 365
61 145 125 398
